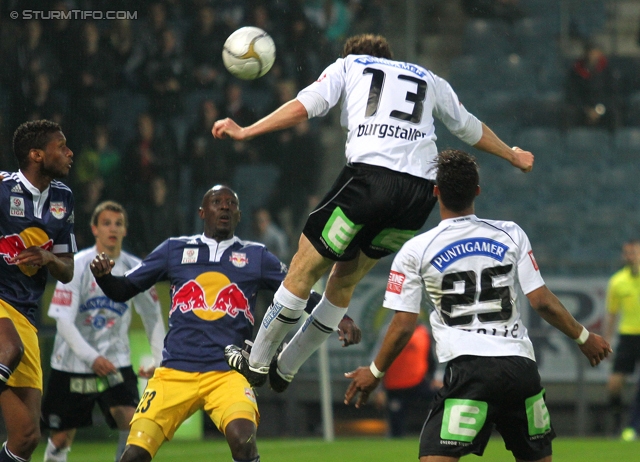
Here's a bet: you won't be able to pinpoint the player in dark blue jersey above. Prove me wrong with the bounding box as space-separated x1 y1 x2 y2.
0 120 76 462
89 185 360 462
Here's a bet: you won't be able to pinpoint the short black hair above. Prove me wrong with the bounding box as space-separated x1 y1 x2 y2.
436 149 479 212
342 34 393 59
12 120 62 169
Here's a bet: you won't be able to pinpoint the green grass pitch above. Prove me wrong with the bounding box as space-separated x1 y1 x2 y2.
30 437 638 461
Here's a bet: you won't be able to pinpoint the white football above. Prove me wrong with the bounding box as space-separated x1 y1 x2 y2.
222 27 276 80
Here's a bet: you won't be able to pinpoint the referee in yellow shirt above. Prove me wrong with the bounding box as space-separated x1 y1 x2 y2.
606 239 640 440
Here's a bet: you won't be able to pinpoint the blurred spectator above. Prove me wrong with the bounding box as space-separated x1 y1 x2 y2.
564 41 620 131
23 73 66 124
108 19 146 89
123 113 177 204
74 178 107 250
249 207 290 262
131 174 182 256
282 12 325 88
137 1 172 59
75 125 123 202
185 5 229 89
43 1 78 85
185 99 236 223
348 0 386 35
461 0 525 23
143 27 189 122
217 0 247 30
13 20 61 102
69 22 116 139
221 81 262 164
373 322 441 438
303 0 352 52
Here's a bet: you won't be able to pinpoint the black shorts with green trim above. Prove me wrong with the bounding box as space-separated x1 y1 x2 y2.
419 355 555 461
303 163 436 261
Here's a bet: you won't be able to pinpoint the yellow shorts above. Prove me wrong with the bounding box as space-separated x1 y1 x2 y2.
0 299 42 391
130 367 259 443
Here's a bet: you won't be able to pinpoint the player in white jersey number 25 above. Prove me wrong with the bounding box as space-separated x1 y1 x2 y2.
344 149 612 462
213 33 535 393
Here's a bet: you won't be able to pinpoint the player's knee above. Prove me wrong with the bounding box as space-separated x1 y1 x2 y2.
0 336 24 370
125 418 165 460
224 419 258 460
12 426 41 457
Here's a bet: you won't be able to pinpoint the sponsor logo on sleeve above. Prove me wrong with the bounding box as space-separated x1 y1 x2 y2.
51 288 73 306
386 270 405 294
528 250 539 271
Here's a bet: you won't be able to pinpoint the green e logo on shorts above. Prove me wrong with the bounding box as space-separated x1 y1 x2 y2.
322 207 362 255
372 228 417 252
441 399 488 442
525 389 551 435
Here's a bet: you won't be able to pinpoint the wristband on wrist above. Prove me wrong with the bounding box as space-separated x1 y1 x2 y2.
575 326 589 345
369 361 385 379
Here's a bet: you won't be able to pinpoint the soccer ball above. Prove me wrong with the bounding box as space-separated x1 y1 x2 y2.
222 27 276 80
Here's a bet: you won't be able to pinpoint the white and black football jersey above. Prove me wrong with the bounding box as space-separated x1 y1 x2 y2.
297 55 483 180
383 215 544 363
48 246 165 373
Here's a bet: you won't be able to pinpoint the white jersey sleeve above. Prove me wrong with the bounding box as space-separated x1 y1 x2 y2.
432 75 483 145
131 286 165 367
48 258 101 367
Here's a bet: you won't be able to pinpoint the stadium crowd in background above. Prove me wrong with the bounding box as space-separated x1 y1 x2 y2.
605 240 640 441
0 0 386 260
41 200 165 462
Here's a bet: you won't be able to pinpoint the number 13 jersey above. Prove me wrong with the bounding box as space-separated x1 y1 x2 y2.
383 215 545 363
297 55 483 180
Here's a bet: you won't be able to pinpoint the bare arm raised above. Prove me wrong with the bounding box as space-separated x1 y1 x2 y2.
212 99 308 141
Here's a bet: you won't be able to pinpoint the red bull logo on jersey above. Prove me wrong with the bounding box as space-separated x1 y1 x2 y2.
229 252 248 268
0 227 54 276
50 201 66 219
431 238 508 273
170 272 254 324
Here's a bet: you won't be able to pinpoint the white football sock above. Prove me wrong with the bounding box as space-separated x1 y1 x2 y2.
44 438 70 462
249 284 307 368
277 295 347 377
115 431 128 462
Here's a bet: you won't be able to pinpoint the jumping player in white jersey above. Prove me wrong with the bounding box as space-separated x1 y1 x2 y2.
41 201 165 462
213 34 535 392
344 149 612 462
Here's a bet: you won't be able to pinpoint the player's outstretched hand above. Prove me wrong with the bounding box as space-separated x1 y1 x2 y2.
212 118 246 140
344 366 380 409
510 146 534 173
578 333 613 367
90 253 115 277
337 315 362 347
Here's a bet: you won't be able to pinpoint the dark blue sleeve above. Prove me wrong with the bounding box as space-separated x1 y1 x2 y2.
125 240 171 291
260 247 287 292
